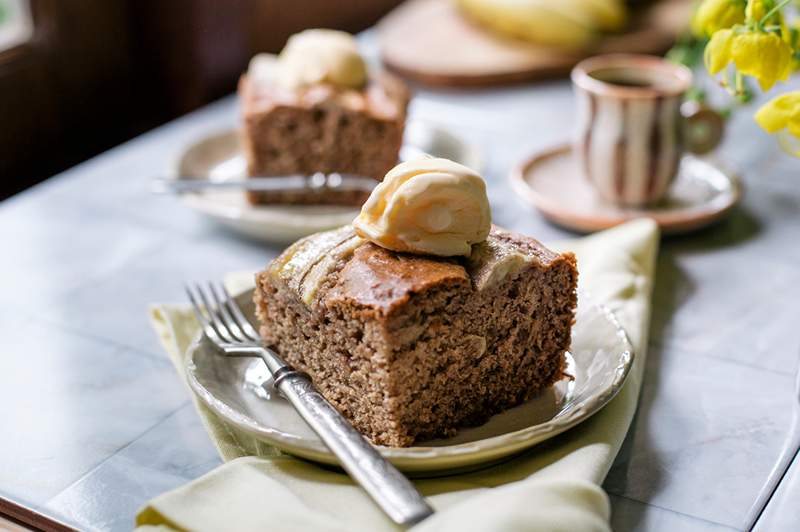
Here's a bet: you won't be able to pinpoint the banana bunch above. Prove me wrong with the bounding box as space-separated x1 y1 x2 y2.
456 0 628 49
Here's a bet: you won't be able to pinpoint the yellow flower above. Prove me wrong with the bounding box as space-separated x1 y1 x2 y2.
731 31 793 90
704 25 793 90
745 0 782 25
755 91 800 156
704 29 736 74
692 0 745 37
755 91 800 136
745 0 765 21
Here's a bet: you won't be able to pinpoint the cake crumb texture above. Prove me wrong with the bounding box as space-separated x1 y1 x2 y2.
239 74 409 206
255 226 578 446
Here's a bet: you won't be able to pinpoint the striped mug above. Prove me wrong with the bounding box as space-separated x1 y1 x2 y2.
572 54 724 207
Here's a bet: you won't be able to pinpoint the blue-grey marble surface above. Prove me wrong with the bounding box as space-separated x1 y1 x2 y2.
2 35 799 532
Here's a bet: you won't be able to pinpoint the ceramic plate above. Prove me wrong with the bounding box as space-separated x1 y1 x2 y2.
510 144 743 235
173 121 481 243
186 289 634 475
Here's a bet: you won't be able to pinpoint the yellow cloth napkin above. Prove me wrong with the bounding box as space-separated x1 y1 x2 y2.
138 219 658 532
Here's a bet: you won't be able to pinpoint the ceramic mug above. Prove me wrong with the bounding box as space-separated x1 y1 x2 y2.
571 54 724 207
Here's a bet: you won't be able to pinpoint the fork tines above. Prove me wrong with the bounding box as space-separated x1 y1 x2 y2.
184 282 261 348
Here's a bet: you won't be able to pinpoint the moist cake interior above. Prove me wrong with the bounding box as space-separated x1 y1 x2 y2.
239 74 409 206
255 225 578 447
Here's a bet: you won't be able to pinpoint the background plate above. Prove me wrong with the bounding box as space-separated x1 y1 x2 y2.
174 121 481 243
378 0 690 87
186 289 634 475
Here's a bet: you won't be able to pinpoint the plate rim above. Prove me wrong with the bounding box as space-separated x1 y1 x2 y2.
169 122 482 243
171 128 361 225
509 143 744 235
185 288 635 471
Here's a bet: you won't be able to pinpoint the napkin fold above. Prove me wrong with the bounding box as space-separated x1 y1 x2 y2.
139 219 659 532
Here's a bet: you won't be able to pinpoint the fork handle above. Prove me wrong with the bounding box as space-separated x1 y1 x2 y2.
274 368 434 527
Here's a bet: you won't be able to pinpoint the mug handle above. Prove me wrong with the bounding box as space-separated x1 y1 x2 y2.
681 101 726 155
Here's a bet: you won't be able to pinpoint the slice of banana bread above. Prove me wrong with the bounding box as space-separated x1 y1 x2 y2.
239 72 409 206
254 225 578 447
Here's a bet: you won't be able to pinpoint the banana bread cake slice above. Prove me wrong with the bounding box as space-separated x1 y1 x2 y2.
254 225 578 447
240 30 409 206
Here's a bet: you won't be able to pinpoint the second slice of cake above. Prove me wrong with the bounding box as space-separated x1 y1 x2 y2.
240 30 409 206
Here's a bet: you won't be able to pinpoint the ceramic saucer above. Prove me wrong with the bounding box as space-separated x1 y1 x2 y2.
510 144 743 235
173 120 481 244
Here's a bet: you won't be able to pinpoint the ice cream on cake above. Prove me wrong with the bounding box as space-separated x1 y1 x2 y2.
353 156 491 257
261 29 368 91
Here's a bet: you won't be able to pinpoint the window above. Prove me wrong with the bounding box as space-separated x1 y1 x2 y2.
0 0 32 52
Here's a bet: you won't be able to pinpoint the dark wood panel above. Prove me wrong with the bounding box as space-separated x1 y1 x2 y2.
0 0 403 199
0 0 150 198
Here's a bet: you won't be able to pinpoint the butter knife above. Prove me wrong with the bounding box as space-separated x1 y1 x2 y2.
152 173 378 194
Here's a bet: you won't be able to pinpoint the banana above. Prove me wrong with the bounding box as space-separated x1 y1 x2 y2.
456 0 628 49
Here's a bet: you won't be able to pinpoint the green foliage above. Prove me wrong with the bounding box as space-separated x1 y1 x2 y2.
667 33 708 68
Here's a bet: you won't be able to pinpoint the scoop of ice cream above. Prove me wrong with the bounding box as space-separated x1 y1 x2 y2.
248 53 281 85
251 29 367 91
353 157 491 257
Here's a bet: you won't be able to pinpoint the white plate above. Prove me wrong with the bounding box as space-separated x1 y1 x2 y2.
186 289 634 475
174 121 481 243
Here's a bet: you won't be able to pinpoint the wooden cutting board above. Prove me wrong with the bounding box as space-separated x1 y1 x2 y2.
378 0 691 87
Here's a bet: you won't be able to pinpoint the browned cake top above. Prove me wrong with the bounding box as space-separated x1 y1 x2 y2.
326 245 470 310
239 73 409 122
267 225 572 314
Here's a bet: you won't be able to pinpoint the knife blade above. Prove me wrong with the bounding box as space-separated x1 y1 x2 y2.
152 173 378 195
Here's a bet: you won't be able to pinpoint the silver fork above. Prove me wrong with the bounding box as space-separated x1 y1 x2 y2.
185 282 434 527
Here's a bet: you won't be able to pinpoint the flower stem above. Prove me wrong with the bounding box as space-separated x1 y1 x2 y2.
760 0 791 25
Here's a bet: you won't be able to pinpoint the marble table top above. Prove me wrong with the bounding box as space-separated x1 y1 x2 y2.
2 37 799 531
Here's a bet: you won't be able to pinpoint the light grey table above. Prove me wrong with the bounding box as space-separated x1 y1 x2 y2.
2 42 800 530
